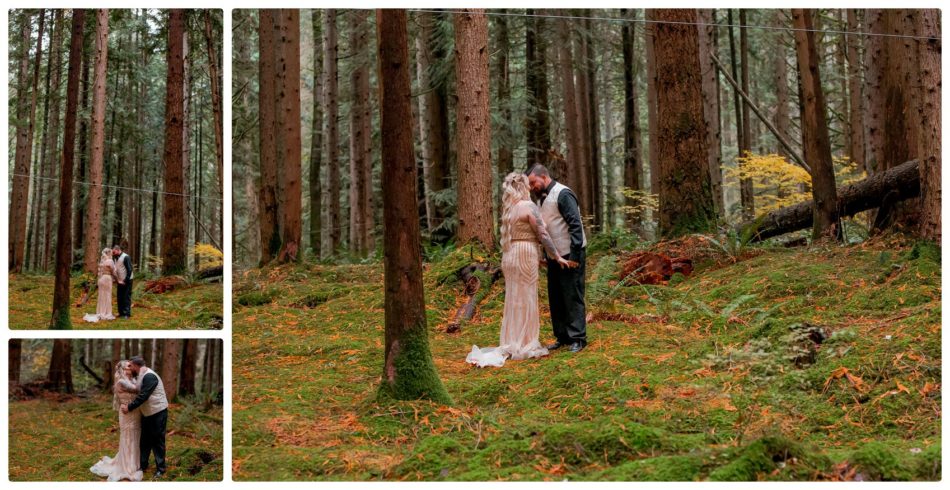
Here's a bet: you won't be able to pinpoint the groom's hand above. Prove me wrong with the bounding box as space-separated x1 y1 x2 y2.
120 404 129 414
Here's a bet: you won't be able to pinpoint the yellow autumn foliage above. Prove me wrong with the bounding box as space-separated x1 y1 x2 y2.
193 243 224 271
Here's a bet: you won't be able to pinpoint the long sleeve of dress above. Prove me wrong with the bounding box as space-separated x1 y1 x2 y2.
127 373 157 411
556 189 585 261
116 379 139 393
525 202 562 260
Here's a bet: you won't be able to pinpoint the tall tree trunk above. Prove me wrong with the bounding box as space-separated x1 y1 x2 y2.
584 14 602 229
792 9 841 240
572 14 593 223
454 9 496 251
773 10 792 159
324 10 342 256
621 8 643 231
48 339 73 392
50 10 85 330
161 10 187 274
415 12 451 233
494 11 514 180
649 9 715 238
376 9 450 403
309 10 324 256
9 339 22 385
846 9 865 169
644 17 659 203
161 339 181 401
10 11 43 273
915 9 940 241
737 9 754 220
258 10 280 264
556 13 585 202
349 10 372 258
525 9 551 166
43 13 66 273
203 11 224 201
277 9 302 262
697 9 723 217
179 339 196 396
84 9 109 274
864 9 886 176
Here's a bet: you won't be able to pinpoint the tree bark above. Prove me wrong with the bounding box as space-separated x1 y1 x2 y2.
644 17 659 202
494 11 514 180
792 9 841 240
9 339 22 385
277 9 302 263
737 10 754 220
621 9 643 231
376 9 450 403
309 10 323 256
556 12 585 201
915 9 940 241
649 9 715 238
258 10 279 264
50 10 85 330
415 12 451 233
454 9 496 251
48 339 73 392
583 14 602 229
179 339 196 396
349 10 372 258
84 9 109 274
161 339 181 401
204 11 224 202
697 9 723 217
9 11 43 273
846 9 865 170
161 10 187 275
525 9 551 166
324 10 342 256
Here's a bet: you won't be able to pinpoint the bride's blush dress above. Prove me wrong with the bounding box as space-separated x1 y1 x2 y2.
90 378 143 481
83 261 115 322
467 200 559 367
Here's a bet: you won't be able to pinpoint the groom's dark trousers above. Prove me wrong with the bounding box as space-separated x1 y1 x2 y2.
140 408 168 473
117 279 132 317
546 248 587 344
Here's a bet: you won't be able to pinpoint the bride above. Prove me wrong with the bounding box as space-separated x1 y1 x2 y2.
466 172 573 367
90 360 144 482
83 248 117 322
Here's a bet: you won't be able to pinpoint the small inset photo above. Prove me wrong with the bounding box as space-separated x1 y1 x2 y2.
8 339 224 481
7 8 224 330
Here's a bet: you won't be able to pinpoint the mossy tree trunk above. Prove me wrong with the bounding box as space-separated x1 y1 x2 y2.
50 9 85 330
376 9 450 404
161 9 187 275
48 339 74 393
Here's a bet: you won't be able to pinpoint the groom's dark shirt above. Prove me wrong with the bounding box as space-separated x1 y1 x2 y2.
121 253 133 281
127 372 159 412
539 180 585 262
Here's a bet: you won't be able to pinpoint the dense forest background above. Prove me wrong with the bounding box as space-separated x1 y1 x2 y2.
231 8 940 266
8 9 224 329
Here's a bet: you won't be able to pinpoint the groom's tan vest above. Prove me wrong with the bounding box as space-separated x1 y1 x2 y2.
136 367 169 416
540 182 587 256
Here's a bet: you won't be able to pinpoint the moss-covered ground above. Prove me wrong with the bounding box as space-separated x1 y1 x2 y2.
8 395 223 481
8 274 223 330
232 236 940 481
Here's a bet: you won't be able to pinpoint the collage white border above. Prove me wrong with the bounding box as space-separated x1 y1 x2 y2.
0 1 946 488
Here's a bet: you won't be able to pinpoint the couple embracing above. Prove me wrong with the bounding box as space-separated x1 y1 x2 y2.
83 245 134 322
467 165 587 368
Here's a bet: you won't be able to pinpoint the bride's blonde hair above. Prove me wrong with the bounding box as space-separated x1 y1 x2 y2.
112 360 130 411
500 172 532 251
100 248 112 264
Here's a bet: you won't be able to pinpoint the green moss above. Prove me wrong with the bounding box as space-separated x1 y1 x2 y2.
395 435 465 479
377 326 452 404
708 436 799 481
849 441 913 481
236 290 275 307
594 455 703 481
49 306 71 330
915 442 941 480
542 420 665 465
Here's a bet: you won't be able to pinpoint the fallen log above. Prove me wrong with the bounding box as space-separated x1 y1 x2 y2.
79 356 104 385
446 263 501 333
738 160 919 241
197 265 223 280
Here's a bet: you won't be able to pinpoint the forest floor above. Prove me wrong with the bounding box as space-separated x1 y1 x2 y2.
7 274 223 330
231 235 941 481
8 394 224 481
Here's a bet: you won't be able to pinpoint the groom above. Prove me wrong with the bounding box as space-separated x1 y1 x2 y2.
113 245 133 318
527 164 588 353
122 356 169 479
